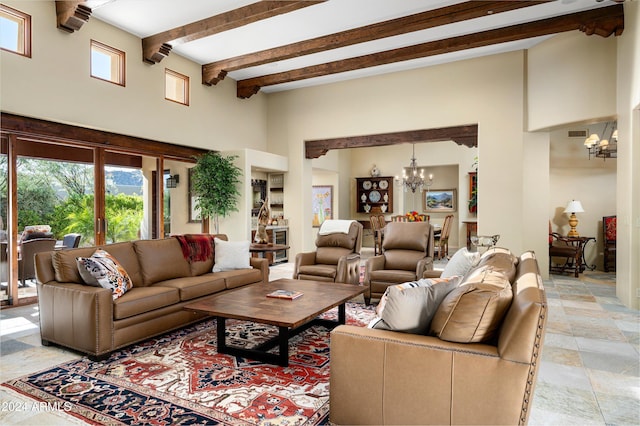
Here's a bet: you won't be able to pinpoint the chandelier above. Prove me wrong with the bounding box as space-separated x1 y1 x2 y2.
584 121 617 160
395 143 433 193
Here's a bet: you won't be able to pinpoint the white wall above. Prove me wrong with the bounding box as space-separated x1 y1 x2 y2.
527 31 617 131
268 51 525 256
615 1 640 309
0 1 268 152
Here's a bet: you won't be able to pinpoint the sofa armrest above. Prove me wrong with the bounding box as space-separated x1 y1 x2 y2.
249 257 269 283
423 269 442 279
292 252 316 279
37 282 113 357
335 253 360 285
416 256 434 277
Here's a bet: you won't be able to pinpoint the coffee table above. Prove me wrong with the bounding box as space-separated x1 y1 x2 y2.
184 278 365 366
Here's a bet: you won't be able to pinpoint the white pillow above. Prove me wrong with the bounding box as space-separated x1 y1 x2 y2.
441 248 480 278
213 238 251 272
368 276 461 334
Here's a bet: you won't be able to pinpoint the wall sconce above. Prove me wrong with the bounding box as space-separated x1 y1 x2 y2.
166 174 180 188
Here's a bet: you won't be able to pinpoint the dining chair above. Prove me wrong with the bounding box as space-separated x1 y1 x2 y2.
434 214 454 260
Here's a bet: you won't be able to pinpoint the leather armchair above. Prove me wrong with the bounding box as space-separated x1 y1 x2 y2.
293 221 363 285
363 221 434 304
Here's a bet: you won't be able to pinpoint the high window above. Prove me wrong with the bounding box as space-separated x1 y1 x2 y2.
90 40 125 86
165 69 189 106
0 4 31 57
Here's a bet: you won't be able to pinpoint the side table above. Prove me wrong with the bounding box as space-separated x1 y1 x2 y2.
564 236 596 272
249 243 290 265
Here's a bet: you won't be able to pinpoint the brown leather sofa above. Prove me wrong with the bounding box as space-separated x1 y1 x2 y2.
330 250 547 425
363 221 434 304
35 235 268 359
293 220 363 285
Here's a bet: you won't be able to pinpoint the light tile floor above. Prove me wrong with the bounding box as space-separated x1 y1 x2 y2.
0 251 638 425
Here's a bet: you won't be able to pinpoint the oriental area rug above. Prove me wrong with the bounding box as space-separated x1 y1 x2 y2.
2 303 375 425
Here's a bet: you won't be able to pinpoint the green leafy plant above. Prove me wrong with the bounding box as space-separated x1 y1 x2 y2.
191 152 243 233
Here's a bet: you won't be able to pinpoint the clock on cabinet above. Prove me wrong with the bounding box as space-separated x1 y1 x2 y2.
356 176 393 214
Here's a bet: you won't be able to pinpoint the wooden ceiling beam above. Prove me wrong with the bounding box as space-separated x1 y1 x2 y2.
142 1 325 65
305 125 478 159
237 4 624 98
203 0 549 86
55 1 92 33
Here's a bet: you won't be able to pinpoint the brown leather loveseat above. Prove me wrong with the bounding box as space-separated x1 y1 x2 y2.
330 249 547 425
35 235 268 359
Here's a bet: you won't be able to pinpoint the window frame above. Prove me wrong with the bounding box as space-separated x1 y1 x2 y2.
0 4 32 58
90 39 126 86
164 68 190 106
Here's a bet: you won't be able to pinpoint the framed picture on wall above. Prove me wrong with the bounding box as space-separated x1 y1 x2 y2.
423 189 456 213
312 185 333 227
188 168 201 223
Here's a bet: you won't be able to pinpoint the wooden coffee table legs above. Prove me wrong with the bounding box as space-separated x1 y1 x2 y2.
215 303 347 367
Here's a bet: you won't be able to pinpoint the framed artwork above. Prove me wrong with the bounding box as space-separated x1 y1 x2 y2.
312 185 333 227
423 189 456 213
188 168 201 223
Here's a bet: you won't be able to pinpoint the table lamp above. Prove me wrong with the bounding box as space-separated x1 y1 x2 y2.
564 200 584 237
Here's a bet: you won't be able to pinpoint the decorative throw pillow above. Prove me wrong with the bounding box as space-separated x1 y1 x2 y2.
368 276 461 334
76 249 133 300
212 238 251 272
430 269 513 343
441 248 480 278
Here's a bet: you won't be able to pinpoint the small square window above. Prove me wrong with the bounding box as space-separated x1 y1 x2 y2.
165 69 189 106
91 40 125 86
0 4 31 57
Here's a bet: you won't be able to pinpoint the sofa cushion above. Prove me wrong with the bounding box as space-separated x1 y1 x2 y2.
315 247 352 265
369 276 461 334
174 233 222 276
155 275 226 302
384 250 426 271
210 269 263 289
212 238 251 272
134 238 191 286
369 269 416 284
441 248 480 278
113 286 180 320
431 268 513 343
382 222 430 252
297 264 337 279
52 247 95 283
97 242 143 287
76 249 133 299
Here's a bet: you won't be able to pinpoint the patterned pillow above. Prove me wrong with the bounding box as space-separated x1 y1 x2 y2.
368 276 461 334
76 249 133 300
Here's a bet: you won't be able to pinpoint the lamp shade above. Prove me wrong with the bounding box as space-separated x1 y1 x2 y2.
564 200 584 214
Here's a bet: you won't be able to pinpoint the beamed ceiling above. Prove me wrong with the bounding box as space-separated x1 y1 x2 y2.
57 0 624 99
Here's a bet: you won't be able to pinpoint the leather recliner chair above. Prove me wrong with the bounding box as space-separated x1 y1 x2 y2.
364 221 434 304
293 221 363 285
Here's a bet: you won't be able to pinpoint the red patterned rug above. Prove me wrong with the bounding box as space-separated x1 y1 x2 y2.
2 302 375 425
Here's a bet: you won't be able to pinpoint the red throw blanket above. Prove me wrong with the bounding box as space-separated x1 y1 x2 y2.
175 234 215 262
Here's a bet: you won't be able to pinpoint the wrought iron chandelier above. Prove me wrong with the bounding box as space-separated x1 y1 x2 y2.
395 143 433 193
585 121 617 160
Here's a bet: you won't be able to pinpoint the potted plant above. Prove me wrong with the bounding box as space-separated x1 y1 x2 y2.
190 151 243 233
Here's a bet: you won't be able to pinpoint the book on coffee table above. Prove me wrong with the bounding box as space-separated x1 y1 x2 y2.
267 289 304 300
